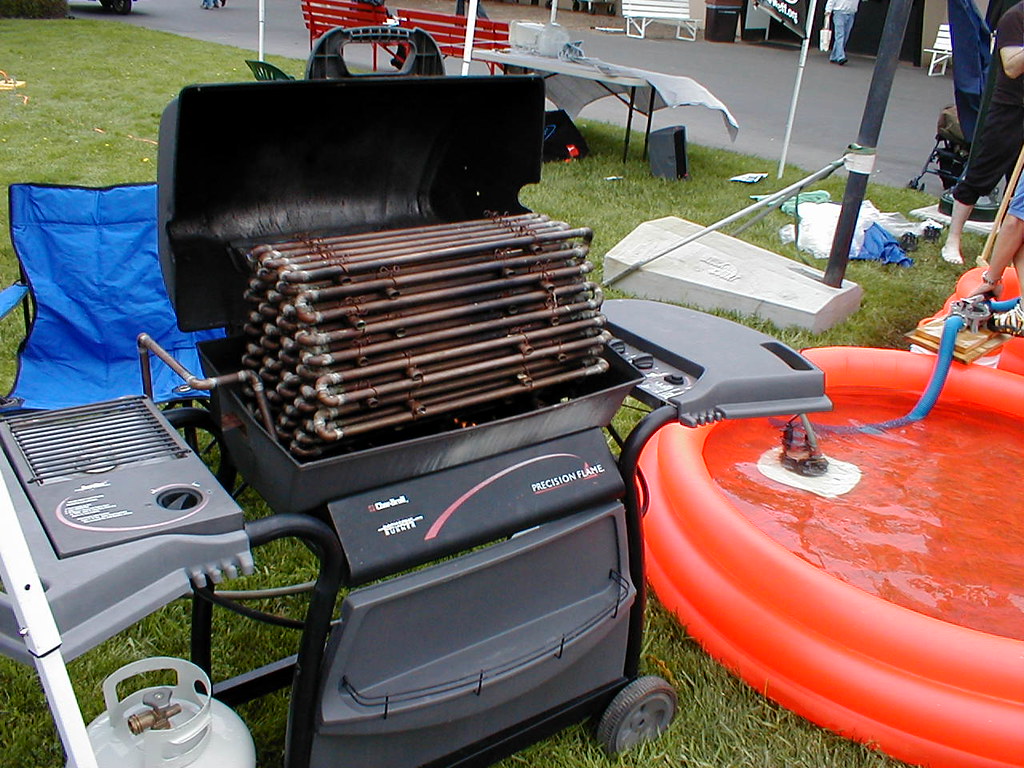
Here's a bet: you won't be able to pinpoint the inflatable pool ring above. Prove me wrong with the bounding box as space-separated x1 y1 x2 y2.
641 346 1024 768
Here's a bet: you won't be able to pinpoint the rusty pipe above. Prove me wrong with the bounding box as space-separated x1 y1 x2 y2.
252 213 556 263
303 358 609 445
311 334 608 409
291 263 593 326
310 328 609 408
270 228 593 284
300 300 602 368
292 284 600 348
287 246 588 306
136 333 276 437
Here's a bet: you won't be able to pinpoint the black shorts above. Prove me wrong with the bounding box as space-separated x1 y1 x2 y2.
951 102 1024 207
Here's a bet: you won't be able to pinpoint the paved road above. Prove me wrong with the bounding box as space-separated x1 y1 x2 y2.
72 0 958 189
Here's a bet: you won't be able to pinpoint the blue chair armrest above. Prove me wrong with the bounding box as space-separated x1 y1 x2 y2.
0 284 28 321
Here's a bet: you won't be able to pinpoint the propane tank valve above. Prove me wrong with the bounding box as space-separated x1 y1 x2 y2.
127 688 183 734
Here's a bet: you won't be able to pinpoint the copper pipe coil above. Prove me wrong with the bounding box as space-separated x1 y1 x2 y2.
249 213 551 256
267 228 592 284
296 357 571 421
299 301 601 368
257 225 576 278
251 222 570 281
308 331 608 409
283 260 590 327
254 284 599 394
250 213 557 263
305 318 606 391
283 247 588 308
291 284 600 348
305 319 606 394
234 215 606 456
292 358 609 451
287 264 592 326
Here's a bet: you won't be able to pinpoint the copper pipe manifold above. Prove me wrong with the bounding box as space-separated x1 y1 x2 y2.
239 214 608 458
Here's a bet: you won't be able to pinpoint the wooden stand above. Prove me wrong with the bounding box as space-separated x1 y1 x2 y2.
906 316 1011 363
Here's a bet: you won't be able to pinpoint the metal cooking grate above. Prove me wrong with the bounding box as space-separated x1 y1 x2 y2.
4 398 188 484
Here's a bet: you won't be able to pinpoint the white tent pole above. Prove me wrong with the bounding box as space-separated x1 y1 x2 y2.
258 0 266 61
0 479 98 768
777 0 819 178
549 0 558 24
460 0 481 75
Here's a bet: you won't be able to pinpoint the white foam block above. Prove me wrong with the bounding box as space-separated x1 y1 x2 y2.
756 448 862 498
604 216 863 333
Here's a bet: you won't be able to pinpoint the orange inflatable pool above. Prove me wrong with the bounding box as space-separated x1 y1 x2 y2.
641 346 1024 768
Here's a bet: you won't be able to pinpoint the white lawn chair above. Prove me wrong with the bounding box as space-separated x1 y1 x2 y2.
925 23 952 76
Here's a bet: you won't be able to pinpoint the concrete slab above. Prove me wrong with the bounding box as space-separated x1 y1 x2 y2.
603 216 863 333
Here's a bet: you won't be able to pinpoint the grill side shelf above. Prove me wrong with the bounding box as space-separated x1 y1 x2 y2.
603 299 832 425
1 398 189 485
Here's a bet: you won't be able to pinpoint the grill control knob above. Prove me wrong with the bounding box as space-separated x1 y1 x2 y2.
631 354 654 370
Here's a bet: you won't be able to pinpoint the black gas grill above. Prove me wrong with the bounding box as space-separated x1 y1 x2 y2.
154 74 831 768
156 76 661 768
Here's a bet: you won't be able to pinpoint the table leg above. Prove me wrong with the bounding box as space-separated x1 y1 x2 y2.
623 86 636 163
642 88 655 161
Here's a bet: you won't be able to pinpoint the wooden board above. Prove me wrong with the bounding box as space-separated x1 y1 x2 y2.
906 315 1010 363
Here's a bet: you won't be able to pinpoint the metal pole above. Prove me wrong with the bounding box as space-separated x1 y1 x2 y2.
258 0 265 61
778 0 820 178
0 478 98 768
822 0 913 287
460 0 481 75
603 158 844 288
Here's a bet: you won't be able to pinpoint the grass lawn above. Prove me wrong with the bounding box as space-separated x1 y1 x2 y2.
0 16 981 768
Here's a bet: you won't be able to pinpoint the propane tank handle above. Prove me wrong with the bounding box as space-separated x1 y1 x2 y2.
100 657 213 768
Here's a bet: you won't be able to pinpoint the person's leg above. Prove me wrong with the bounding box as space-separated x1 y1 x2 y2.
830 12 853 63
987 220 1024 333
989 179 1024 334
941 198 974 264
943 106 1024 264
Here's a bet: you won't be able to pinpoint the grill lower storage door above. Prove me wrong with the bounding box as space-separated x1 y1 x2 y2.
311 505 635 768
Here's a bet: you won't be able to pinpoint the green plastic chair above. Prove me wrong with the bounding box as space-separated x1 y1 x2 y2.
245 60 296 81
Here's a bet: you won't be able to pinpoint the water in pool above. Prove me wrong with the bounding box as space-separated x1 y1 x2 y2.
703 386 1024 641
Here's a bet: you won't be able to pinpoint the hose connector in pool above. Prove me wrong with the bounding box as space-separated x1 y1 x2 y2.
780 414 829 477
947 296 992 333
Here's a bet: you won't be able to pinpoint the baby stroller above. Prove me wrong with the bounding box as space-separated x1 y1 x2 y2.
907 104 971 192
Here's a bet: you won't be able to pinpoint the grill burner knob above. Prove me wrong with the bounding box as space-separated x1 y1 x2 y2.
156 487 203 511
631 354 655 370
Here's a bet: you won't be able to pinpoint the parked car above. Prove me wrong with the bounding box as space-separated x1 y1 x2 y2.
95 0 133 14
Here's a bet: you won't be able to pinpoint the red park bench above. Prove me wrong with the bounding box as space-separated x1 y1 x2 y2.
391 7 509 58
300 0 391 47
300 0 510 60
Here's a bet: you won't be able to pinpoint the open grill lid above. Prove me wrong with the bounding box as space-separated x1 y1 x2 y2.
157 76 546 332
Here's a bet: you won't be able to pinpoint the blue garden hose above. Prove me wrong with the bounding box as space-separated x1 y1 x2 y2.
825 297 1020 434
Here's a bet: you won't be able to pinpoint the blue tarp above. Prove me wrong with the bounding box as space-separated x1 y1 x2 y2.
853 222 913 267
6 183 223 410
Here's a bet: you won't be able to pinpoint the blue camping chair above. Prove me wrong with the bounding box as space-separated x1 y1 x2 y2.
2 183 224 411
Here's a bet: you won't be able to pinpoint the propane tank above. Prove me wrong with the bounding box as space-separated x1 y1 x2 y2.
82 657 255 768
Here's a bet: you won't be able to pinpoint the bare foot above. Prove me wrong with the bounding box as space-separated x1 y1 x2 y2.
940 242 963 264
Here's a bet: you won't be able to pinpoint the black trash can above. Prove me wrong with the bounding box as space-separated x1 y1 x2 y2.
704 4 739 41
